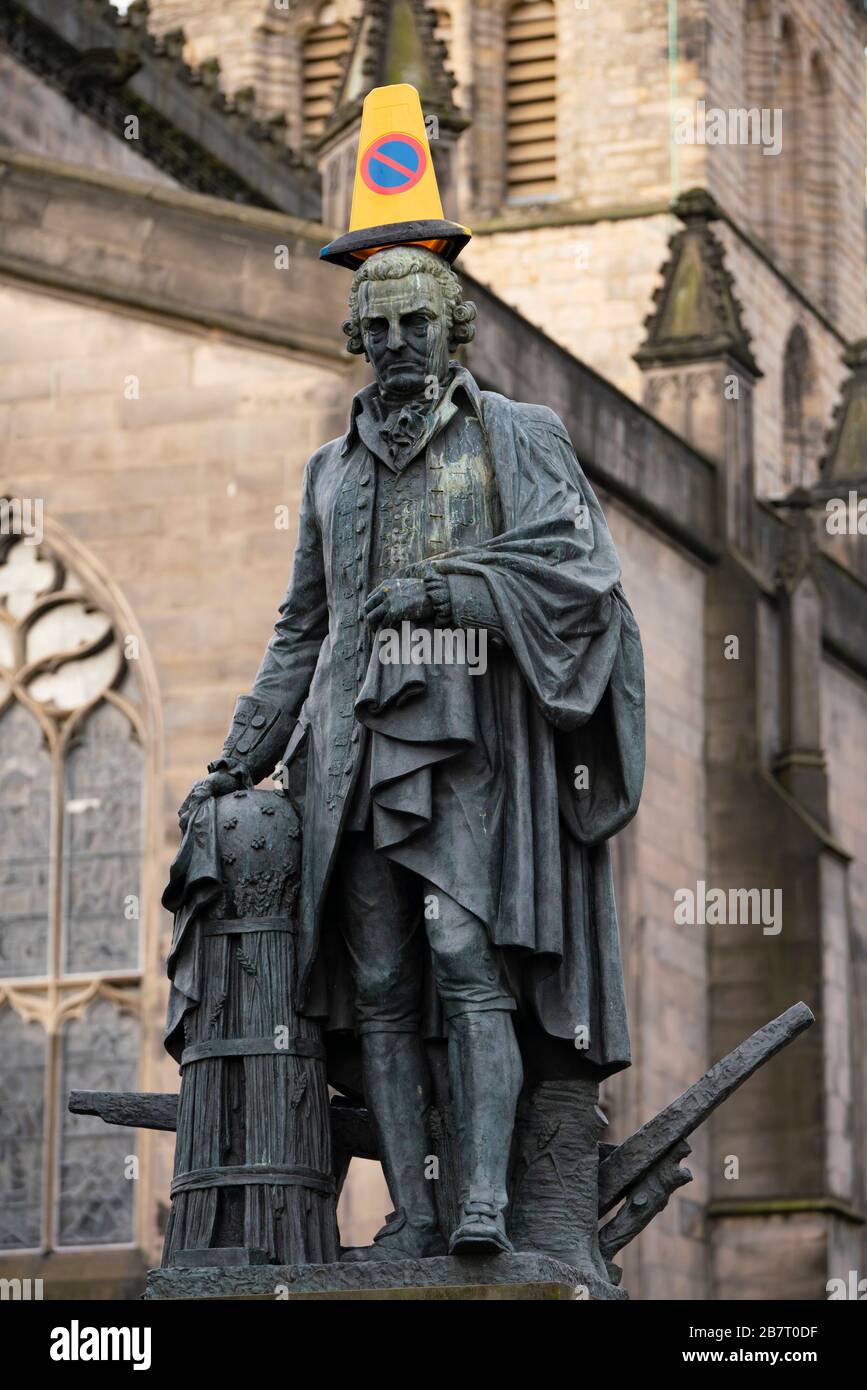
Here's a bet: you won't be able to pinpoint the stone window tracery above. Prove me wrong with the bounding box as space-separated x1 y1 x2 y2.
0 536 145 1251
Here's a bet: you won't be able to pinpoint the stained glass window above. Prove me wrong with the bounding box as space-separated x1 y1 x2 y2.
0 703 52 979
57 1000 139 1246
0 1008 46 1249
63 704 143 976
0 536 146 1252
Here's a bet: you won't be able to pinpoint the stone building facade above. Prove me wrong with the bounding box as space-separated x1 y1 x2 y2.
0 0 865 1301
144 0 866 496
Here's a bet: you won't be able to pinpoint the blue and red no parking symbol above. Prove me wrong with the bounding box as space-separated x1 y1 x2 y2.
360 133 428 195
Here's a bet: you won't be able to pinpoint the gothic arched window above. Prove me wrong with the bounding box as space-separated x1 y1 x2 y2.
505 0 558 203
0 534 146 1252
774 17 806 283
782 324 821 491
744 0 774 247
302 2 351 144
806 52 836 319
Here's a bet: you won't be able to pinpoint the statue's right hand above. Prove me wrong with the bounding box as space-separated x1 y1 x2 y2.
178 769 239 831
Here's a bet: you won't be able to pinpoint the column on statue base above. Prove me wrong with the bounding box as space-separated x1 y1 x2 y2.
162 789 339 1269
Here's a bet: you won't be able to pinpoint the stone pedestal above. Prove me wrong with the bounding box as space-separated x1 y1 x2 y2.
145 1253 628 1301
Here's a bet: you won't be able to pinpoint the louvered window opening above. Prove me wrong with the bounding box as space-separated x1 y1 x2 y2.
506 0 557 201
303 7 350 144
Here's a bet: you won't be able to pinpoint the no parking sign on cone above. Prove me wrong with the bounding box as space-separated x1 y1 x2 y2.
320 82 471 269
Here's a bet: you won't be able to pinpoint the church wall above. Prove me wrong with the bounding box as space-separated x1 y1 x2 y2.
553 0 707 213
710 1210 837 1301
602 499 710 1301
147 0 362 140
455 0 706 217
0 53 178 188
462 214 672 403
823 659 867 1059
0 279 350 818
821 655 867 1281
146 0 291 101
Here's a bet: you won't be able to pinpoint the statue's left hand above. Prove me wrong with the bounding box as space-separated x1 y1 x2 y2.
178 769 240 832
364 577 434 629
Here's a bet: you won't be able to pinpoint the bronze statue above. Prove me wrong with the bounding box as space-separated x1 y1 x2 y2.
69 85 815 1302
177 143 644 1261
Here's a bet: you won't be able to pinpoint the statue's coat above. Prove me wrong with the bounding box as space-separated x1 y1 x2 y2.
242 372 644 1076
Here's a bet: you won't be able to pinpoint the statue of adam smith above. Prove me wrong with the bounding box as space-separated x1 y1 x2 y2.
180 245 645 1261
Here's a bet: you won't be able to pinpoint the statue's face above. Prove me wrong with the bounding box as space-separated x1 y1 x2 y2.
359 271 450 404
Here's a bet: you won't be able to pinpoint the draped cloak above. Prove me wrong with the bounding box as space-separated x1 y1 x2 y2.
164 375 645 1079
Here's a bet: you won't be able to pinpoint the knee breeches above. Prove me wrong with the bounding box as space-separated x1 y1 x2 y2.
337 831 515 1033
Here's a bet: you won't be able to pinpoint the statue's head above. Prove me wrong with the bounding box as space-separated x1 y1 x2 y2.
344 246 476 404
